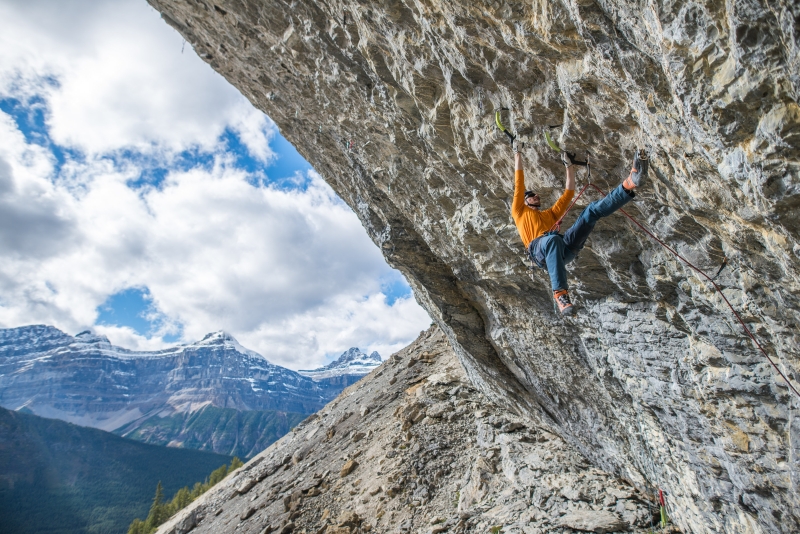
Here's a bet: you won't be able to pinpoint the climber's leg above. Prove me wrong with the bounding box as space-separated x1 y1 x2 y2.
562 184 634 255
531 234 569 292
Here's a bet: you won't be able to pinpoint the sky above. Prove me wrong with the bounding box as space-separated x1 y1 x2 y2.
0 0 431 370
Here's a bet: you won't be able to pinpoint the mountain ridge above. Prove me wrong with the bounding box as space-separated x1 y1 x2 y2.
298 346 382 381
0 325 338 433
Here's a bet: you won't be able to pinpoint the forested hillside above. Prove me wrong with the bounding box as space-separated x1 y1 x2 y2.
0 407 233 534
117 405 307 459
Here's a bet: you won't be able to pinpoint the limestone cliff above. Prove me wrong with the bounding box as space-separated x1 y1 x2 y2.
147 1 800 532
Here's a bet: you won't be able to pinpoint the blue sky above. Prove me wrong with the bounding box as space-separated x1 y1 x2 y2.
0 0 429 369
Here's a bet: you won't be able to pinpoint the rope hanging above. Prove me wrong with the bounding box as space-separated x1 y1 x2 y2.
551 182 800 400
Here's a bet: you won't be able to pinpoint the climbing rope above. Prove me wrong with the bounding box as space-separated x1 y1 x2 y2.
498 109 796 396
633 405 664 531
550 181 800 400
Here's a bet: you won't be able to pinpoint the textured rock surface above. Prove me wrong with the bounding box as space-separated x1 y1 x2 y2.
156 326 664 534
147 1 800 532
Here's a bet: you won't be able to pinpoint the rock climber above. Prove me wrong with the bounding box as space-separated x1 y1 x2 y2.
511 146 649 315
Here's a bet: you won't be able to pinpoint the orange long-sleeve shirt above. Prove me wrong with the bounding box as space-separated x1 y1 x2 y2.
511 169 575 247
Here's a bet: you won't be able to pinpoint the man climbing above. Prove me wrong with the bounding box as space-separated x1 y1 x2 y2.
511 146 649 315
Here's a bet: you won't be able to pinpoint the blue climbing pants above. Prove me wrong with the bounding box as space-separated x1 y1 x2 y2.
529 184 634 291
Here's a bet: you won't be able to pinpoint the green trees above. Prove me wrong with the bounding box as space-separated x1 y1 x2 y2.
0 406 235 534
127 457 243 534
119 406 307 459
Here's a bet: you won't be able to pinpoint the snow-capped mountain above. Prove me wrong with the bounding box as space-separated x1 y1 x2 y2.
0 325 341 433
298 347 381 382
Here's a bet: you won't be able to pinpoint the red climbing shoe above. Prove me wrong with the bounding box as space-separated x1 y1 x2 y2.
623 148 649 190
553 290 575 315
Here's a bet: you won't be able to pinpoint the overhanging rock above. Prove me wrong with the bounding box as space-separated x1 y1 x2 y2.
147 1 800 532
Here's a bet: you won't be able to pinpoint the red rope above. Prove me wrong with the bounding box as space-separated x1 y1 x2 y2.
551 183 800 400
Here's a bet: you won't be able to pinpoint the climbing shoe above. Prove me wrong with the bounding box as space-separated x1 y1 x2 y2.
622 148 649 190
553 290 575 316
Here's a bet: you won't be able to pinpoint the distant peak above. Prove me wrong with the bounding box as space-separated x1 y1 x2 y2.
199 331 239 344
301 347 383 373
74 331 111 345
191 331 268 361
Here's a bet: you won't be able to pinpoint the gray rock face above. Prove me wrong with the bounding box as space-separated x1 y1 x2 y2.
147 1 800 532
0 326 339 431
155 326 660 534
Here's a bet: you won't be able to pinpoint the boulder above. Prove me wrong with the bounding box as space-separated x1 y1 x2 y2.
558 510 630 534
339 459 358 478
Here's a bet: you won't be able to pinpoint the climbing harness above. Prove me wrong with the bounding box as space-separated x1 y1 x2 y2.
549 179 800 400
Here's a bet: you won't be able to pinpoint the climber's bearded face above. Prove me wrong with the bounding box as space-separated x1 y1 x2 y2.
525 194 540 208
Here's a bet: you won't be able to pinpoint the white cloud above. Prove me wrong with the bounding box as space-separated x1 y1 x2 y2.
0 108 431 367
0 0 275 159
238 293 432 370
0 0 431 369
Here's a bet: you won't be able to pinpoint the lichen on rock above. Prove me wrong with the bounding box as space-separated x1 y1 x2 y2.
147 1 800 532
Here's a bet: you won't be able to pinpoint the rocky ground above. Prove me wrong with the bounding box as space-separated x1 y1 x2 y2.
157 327 676 534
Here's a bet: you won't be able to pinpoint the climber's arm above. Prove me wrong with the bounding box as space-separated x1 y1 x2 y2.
565 164 576 192
511 152 525 220
544 162 577 219
546 164 575 219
